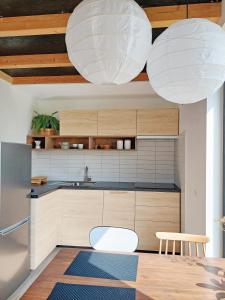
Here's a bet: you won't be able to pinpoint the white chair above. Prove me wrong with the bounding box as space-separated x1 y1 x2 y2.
156 232 209 257
89 226 138 253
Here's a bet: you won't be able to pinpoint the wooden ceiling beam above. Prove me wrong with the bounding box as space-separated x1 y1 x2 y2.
0 53 72 69
0 2 221 37
0 70 13 83
188 3 221 22
0 14 70 37
12 72 149 85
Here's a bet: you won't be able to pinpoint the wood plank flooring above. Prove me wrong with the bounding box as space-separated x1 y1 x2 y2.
21 248 225 300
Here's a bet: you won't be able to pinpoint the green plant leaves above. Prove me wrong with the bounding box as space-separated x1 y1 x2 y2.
31 111 59 133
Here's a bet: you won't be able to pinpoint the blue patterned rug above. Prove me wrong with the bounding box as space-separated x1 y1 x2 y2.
48 283 136 300
64 251 138 281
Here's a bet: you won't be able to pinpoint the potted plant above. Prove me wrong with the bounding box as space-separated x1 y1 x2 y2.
31 111 59 136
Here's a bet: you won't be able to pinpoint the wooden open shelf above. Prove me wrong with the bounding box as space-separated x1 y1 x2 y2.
27 135 136 151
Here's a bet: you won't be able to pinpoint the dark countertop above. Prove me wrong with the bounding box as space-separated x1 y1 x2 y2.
30 181 181 198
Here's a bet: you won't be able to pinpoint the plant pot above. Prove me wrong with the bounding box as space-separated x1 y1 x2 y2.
45 128 56 136
39 128 56 136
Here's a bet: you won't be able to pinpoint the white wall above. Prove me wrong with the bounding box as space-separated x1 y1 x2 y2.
0 79 34 143
206 88 223 258
175 133 185 232
34 95 176 115
178 100 207 236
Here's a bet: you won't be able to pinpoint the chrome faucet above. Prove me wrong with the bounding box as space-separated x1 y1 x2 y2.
84 166 92 182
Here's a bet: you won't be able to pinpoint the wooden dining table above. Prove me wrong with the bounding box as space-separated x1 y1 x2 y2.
21 248 225 300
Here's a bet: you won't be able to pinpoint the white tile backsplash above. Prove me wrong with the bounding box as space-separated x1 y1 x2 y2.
32 140 175 183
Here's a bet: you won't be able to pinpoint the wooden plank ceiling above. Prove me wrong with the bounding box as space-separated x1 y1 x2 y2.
0 0 222 85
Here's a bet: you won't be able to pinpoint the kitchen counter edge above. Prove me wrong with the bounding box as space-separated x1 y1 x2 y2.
30 182 181 198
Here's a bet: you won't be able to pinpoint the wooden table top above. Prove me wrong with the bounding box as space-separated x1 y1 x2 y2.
22 248 225 300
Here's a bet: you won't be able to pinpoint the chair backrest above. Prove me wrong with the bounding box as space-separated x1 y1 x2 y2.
156 232 209 257
90 226 138 253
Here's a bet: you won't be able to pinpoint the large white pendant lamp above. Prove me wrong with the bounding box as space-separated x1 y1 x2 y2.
66 0 152 85
147 18 225 104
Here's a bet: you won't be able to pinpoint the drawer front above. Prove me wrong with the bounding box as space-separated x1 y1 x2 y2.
103 191 135 211
136 192 180 207
136 206 180 223
135 221 180 251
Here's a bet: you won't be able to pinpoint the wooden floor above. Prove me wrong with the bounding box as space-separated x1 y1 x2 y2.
21 248 225 300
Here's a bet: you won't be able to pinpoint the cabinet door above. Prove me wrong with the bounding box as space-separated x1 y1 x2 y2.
135 192 180 251
98 110 137 136
60 110 98 136
103 190 135 229
137 108 179 136
60 190 103 246
135 221 180 251
30 191 60 269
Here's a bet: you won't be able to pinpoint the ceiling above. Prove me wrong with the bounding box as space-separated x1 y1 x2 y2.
0 0 222 85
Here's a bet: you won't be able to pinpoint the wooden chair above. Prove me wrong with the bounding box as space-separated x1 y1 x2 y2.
89 226 138 253
156 232 209 257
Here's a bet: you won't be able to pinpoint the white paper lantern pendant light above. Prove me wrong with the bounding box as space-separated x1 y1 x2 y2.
66 0 152 85
147 18 225 104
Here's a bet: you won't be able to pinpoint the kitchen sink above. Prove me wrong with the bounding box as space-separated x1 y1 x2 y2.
60 181 96 189
75 181 96 187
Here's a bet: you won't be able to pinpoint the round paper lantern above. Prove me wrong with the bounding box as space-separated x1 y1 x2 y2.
66 0 152 84
147 18 225 104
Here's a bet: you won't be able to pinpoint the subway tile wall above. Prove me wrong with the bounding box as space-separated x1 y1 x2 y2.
32 140 175 183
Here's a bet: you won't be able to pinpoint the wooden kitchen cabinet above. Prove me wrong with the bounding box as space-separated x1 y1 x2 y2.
60 110 98 136
98 110 137 136
30 191 61 269
59 190 103 246
103 190 135 229
137 108 179 136
30 189 180 270
135 192 180 251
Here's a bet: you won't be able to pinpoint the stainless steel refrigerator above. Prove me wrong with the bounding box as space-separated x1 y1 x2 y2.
0 142 31 300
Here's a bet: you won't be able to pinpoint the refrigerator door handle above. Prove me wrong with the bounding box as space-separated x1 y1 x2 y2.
0 217 29 237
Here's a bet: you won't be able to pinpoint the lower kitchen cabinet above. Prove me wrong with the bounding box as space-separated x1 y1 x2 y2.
103 190 135 229
30 189 180 269
135 192 180 251
30 191 60 269
59 190 104 246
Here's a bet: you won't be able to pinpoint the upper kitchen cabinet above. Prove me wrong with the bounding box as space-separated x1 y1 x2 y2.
60 110 98 136
98 110 137 136
137 108 179 136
